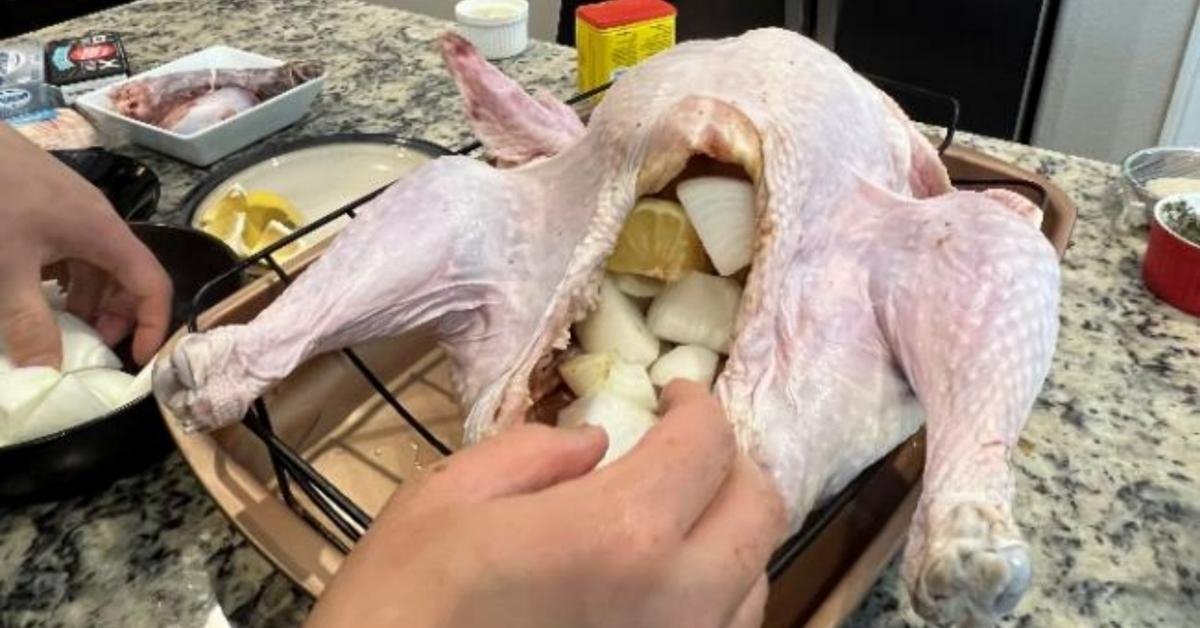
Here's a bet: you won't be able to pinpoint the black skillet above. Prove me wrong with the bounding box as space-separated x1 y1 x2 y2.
51 147 161 221
0 224 242 503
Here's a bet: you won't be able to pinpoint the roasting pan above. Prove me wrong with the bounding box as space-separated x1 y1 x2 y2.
157 138 1074 626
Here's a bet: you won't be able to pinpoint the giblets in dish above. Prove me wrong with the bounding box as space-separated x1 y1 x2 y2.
154 29 1060 625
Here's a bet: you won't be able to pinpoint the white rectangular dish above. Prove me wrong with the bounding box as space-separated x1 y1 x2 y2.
76 46 326 166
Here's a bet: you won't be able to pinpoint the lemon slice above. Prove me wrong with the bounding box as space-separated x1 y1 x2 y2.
243 190 302 245
199 186 249 238
252 219 303 263
199 187 304 260
606 198 712 281
211 210 250 257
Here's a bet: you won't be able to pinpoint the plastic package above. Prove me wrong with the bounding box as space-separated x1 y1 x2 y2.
0 81 63 120
44 32 131 104
0 41 44 87
1 40 107 150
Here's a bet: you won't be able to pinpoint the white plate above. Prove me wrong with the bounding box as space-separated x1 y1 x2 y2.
76 46 326 166
189 139 444 251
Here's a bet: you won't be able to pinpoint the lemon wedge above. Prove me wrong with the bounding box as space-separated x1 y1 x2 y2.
606 198 712 282
199 187 304 260
243 190 303 245
252 219 303 263
199 186 249 239
210 210 250 257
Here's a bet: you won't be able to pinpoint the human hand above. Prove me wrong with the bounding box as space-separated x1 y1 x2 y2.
307 380 787 628
0 124 171 368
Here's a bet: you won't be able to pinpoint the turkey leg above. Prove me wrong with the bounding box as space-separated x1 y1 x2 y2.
866 182 1060 624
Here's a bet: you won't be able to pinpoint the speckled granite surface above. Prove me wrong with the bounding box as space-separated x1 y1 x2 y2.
2 1 1197 626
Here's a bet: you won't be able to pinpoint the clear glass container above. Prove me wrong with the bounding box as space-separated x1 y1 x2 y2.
1114 147 1200 232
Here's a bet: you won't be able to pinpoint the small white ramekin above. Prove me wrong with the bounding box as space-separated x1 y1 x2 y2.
455 0 530 60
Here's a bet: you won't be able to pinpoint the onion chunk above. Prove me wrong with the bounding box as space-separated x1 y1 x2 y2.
676 176 756 276
0 309 143 446
575 278 661 366
611 273 664 299
557 393 656 466
559 353 657 410
650 345 720 388
647 271 742 354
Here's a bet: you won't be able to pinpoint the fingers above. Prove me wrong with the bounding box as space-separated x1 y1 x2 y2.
108 243 172 365
94 310 135 349
686 453 787 560
658 377 718 410
66 261 106 324
91 286 138 348
54 202 172 365
592 379 737 538
0 262 62 368
394 423 608 516
677 454 788 616
724 574 769 628
67 257 172 365
128 268 172 365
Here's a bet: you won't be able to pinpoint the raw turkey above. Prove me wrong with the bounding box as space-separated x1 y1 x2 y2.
109 61 323 133
153 29 1060 625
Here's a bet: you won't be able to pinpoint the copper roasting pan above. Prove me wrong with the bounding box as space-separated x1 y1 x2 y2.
160 143 1075 626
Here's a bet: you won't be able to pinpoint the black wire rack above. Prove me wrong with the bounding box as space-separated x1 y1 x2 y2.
185 74 1046 578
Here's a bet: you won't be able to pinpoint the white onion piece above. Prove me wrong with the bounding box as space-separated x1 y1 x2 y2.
650 345 720 388
612 273 664 299
25 374 111 432
575 278 661 366
676 176 756 276
0 312 121 373
55 312 122 372
0 367 112 445
0 337 14 374
126 362 154 404
0 285 115 374
559 353 609 396
41 280 68 311
72 369 139 408
0 306 141 446
647 271 742 354
0 367 60 423
559 353 657 410
557 393 657 467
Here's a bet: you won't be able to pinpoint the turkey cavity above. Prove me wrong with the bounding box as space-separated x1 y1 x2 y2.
527 156 760 465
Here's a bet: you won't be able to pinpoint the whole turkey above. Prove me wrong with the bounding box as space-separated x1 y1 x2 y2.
154 29 1060 625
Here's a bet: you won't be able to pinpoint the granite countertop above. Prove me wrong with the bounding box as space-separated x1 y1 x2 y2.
1 1 1197 626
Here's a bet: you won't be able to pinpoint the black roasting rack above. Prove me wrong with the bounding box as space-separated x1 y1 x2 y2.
186 76 1048 573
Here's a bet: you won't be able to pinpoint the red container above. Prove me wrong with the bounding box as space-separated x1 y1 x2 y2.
1143 194 1200 316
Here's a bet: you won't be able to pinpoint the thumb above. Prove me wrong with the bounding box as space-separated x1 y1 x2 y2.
0 263 62 369
394 423 608 516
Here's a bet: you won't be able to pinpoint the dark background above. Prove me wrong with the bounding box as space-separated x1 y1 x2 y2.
0 0 128 37
832 0 1058 142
